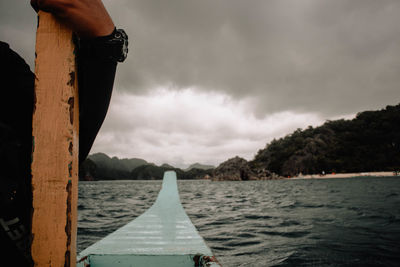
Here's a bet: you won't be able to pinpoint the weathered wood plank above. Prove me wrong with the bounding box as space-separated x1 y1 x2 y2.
31 11 79 267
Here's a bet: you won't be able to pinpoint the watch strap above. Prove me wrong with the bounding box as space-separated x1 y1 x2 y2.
79 28 128 63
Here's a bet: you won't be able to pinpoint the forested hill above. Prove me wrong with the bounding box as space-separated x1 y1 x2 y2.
250 104 400 176
81 153 149 180
89 153 148 172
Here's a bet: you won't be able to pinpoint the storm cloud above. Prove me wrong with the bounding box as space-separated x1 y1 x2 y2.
105 0 400 115
1 0 399 166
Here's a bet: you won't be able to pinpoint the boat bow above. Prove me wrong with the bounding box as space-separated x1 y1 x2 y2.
77 171 220 267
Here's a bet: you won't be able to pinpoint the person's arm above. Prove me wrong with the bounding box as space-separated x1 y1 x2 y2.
31 0 126 163
30 0 115 38
77 48 117 163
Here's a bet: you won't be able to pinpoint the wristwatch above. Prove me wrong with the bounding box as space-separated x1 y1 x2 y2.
79 28 129 63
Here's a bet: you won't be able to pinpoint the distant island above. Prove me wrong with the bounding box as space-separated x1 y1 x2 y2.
80 104 400 181
213 104 399 180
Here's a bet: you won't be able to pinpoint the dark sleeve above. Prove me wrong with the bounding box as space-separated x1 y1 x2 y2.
0 41 116 164
0 42 35 266
77 54 117 163
0 41 34 142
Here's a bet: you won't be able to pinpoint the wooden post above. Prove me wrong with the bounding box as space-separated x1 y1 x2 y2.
31 11 79 267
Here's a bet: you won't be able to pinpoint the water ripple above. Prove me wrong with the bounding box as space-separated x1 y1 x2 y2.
78 177 400 266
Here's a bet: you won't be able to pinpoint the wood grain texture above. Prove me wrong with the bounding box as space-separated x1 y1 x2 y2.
31 11 79 267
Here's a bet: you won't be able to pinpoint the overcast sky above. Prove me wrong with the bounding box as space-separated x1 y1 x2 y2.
1 0 399 167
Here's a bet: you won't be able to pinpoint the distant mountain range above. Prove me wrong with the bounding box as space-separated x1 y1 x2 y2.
185 163 215 171
160 163 174 169
79 153 214 181
89 153 149 172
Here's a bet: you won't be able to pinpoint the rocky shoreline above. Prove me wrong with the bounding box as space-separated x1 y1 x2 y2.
206 156 281 181
205 156 399 181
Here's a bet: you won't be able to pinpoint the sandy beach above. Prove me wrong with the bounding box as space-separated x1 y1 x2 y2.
292 171 398 179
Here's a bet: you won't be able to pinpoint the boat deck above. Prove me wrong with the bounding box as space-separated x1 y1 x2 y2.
77 171 220 267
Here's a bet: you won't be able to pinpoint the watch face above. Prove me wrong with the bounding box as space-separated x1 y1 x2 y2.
115 29 128 62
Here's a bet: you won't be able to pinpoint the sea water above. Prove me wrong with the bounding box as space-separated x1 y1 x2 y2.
77 177 400 266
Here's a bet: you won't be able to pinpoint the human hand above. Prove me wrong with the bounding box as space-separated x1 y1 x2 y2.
30 0 115 39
